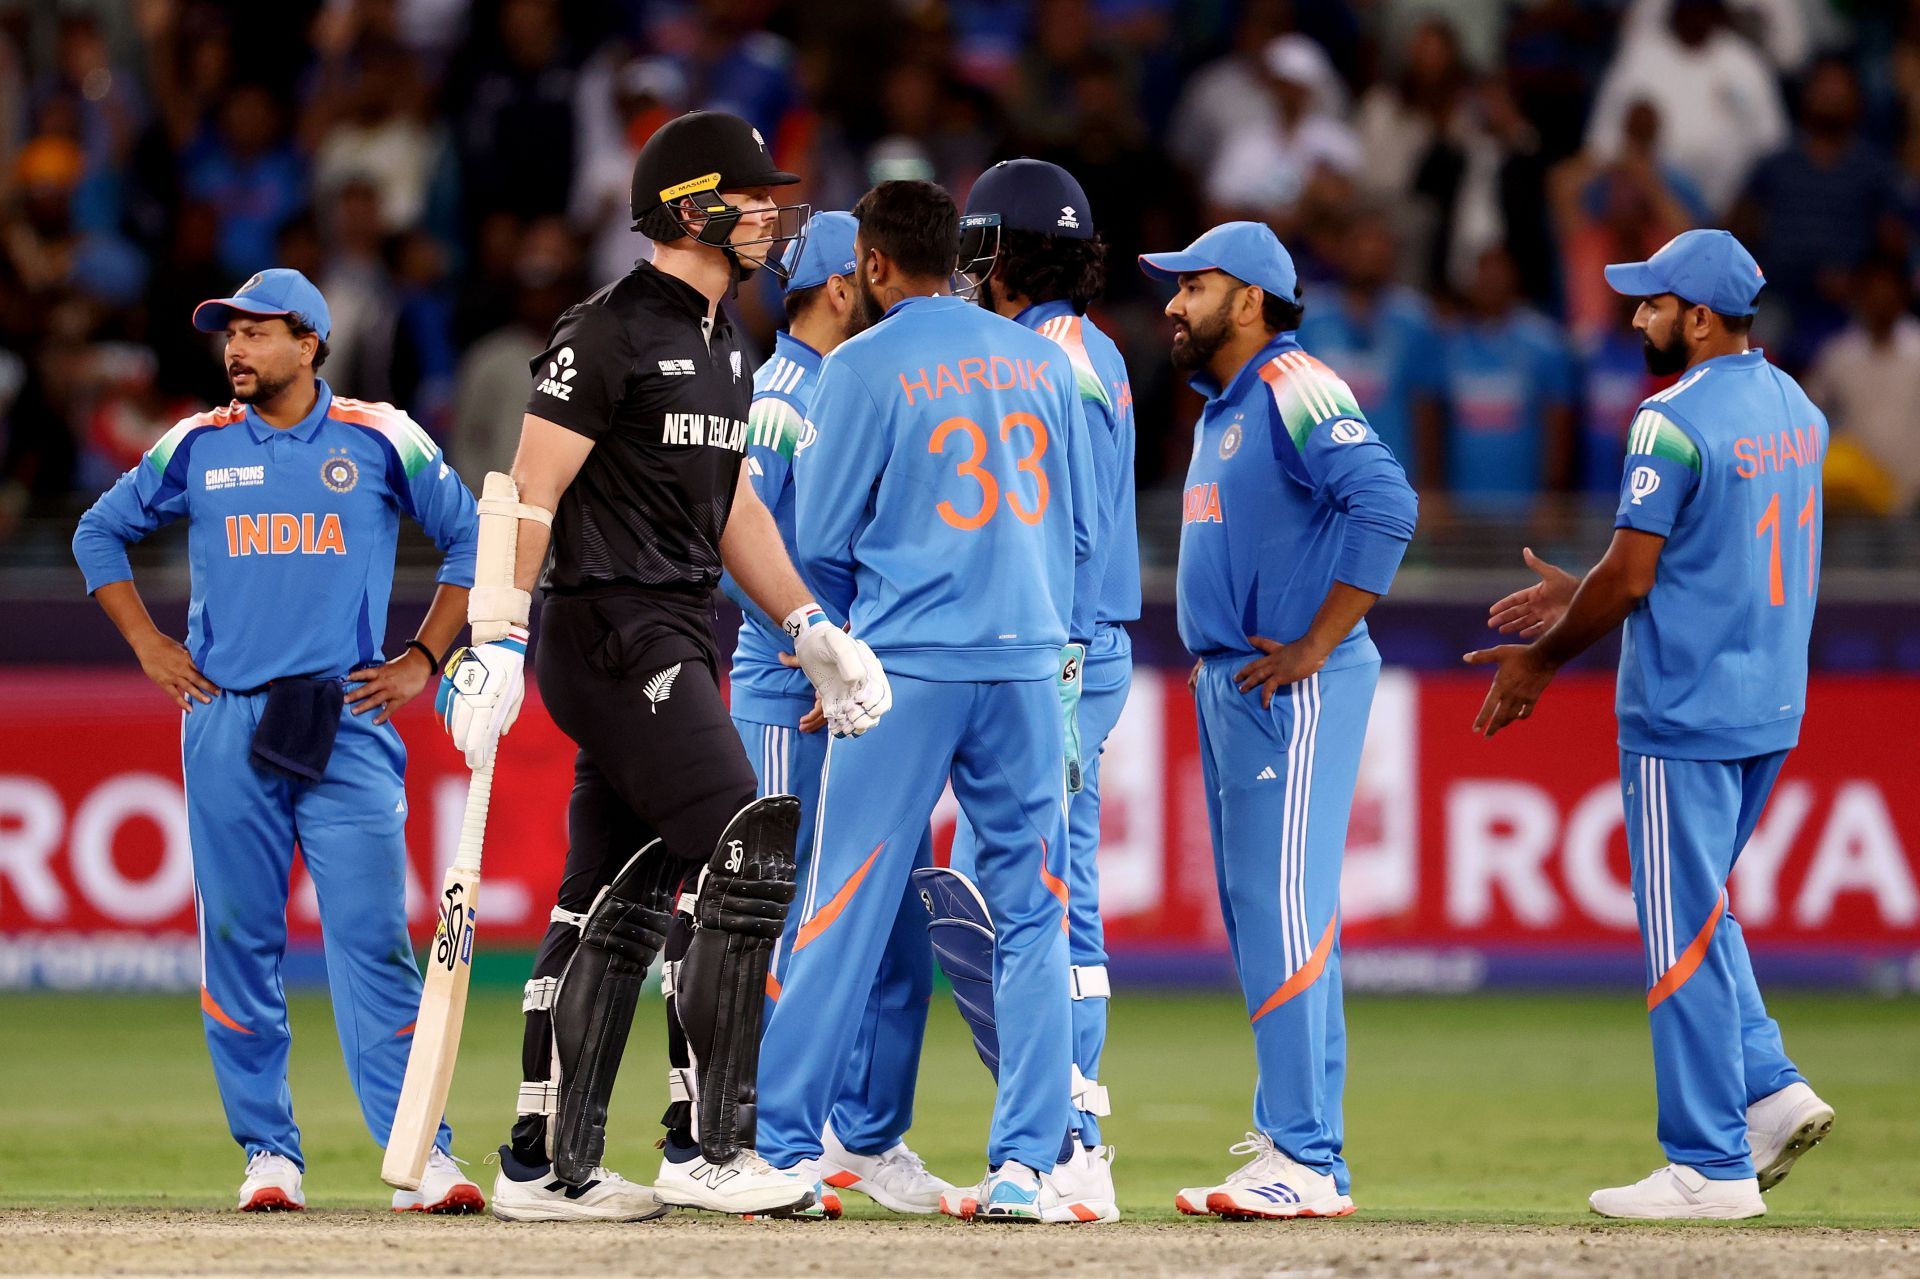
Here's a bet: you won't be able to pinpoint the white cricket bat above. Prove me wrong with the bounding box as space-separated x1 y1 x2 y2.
381 757 492 1190
382 470 522 1191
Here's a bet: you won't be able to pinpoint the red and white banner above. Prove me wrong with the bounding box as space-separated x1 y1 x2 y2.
2 669 1916 986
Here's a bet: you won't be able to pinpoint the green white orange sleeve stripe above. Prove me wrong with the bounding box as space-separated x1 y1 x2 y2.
328 397 440 478
1258 352 1365 449
1036 315 1114 414
1626 408 1701 471
748 396 806 459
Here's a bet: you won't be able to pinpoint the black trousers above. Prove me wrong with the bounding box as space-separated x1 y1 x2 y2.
511 586 759 1160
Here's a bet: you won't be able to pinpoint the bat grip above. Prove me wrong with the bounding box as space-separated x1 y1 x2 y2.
453 756 494 875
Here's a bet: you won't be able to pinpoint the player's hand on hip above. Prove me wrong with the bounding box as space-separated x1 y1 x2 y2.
1461 643 1558 738
825 640 891 737
435 626 529 768
133 630 220 711
1236 635 1326 708
346 648 434 725
1058 642 1086 793
1487 546 1578 638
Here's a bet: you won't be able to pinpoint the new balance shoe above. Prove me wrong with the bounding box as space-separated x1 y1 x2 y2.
237 1151 304 1212
489 1144 668 1222
819 1127 952 1214
654 1137 815 1215
1589 1164 1765 1220
1181 1132 1353 1220
978 1160 1042 1223
1747 1082 1835 1192
391 1147 485 1214
1040 1144 1120 1223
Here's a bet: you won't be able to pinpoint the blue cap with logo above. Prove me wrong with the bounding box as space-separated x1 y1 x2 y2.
964 158 1094 239
1603 228 1765 317
192 268 332 341
1139 221 1298 301
780 211 859 294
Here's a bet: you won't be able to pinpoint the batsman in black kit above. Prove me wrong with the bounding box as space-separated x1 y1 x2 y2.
441 111 893 1223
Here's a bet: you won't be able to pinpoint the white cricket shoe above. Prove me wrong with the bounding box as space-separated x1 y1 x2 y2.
1176 1132 1353 1220
746 1157 841 1221
939 1174 985 1220
1589 1164 1765 1220
238 1151 304 1212
1040 1144 1120 1223
654 1143 815 1215
819 1127 952 1214
489 1144 668 1222
978 1160 1042 1223
391 1147 486 1214
1747 1082 1835 1192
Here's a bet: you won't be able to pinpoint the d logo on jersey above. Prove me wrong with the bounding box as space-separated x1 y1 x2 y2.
1629 465 1661 505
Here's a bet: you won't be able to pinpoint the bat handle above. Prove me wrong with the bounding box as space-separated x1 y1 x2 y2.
454 755 494 876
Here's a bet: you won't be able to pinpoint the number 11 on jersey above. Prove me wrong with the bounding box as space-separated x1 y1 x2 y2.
1756 487 1817 606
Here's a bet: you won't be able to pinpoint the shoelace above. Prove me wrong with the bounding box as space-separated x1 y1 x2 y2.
878 1145 930 1177
729 1150 778 1177
1225 1131 1280 1179
245 1152 288 1177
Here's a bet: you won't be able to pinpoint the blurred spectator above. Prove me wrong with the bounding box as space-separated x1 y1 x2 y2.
450 218 580 484
1007 0 1133 152
319 179 397 401
1438 245 1577 510
384 229 459 431
1585 0 1787 214
1295 210 1444 483
311 48 445 233
1805 258 1920 515
1204 35 1360 230
4 138 147 311
142 200 233 406
76 344 199 491
1623 0 1811 75
1734 57 1906 367
1552 98 1709 342
1574 295 1661 494
1166 0 1293 179
31 13 146 236
647 0 797 139
450 0 577 226
182 84 307 276
572 55 686 287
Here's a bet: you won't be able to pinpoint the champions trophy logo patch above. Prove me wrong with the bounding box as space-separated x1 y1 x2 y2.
321 452 359 493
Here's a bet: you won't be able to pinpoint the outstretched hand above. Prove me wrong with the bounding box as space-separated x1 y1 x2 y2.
1462 643 1558 737
1487 546 1578 639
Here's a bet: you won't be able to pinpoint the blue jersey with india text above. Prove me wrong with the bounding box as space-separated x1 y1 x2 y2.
794 294 1096 682
72 379 479 690
1178 333 1418 664
721 331 819 723
1612 350 1824 759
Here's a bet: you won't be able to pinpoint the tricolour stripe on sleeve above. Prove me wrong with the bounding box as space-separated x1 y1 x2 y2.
1626 407 1700 471
329 398 438 477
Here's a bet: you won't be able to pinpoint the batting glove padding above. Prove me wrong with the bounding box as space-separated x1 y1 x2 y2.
1058 642 1086 794
436 626 528 769
787 604 892 737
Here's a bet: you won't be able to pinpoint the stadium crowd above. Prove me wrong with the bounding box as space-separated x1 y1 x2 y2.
3 0 1920 542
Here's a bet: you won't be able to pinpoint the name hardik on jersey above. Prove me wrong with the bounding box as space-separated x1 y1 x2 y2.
72 379 478 690
1612 350 1826 759
721 330 819 722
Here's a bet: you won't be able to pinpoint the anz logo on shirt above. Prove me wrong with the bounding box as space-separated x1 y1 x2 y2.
224 512 348 557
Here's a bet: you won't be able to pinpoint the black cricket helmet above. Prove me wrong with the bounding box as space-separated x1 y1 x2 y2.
630 110 809 276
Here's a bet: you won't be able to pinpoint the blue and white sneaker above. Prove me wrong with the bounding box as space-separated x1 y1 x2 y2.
978 1160 1042 1223
1176 1132 1353 1220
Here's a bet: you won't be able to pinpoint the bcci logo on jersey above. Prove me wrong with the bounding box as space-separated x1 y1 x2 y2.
321 454 358 493
538 347 578 401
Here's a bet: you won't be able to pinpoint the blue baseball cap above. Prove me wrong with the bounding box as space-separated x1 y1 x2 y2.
1139 221 1298 301
1603 229 1765 317
192 268 332 340
779 211 859 294
964 158 1094 239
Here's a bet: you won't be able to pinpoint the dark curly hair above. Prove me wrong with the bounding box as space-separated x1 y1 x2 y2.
287 313 330 371
995 229 1108 314
1261 284 1305 335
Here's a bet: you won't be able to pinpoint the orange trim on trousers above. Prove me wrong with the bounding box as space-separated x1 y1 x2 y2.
1250 914 1337 1024
1647 893 1727 1011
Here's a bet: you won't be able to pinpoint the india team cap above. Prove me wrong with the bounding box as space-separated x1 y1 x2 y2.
1603 228 1765 317
1139 221 1298 301
964 158 1095 239
780 210 859 294
193 268 332 341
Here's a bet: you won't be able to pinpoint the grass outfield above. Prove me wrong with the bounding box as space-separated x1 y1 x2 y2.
1 988 1915 1226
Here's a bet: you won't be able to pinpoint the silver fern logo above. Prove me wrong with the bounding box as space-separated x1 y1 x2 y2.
643 662 682 713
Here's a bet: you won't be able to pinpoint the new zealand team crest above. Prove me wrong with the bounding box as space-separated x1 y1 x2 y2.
321 453 359 493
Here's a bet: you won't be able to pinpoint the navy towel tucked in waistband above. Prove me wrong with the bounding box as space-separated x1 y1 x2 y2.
250 677 345 783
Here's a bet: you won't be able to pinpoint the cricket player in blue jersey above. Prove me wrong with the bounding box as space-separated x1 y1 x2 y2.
1468 229 1834 1220
1138 223 1418 1220
70 269 484 1213
756 180 1097 1222
717 211 948 1216
939 158 1139 1223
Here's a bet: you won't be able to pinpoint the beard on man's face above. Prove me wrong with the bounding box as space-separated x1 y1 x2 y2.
851 273 884 334
1170 299 1231 374
230 363 294 404
1641 326 1689 376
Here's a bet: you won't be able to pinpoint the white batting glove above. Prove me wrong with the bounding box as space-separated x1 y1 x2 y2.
787 604 891 738
436 626 528 769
